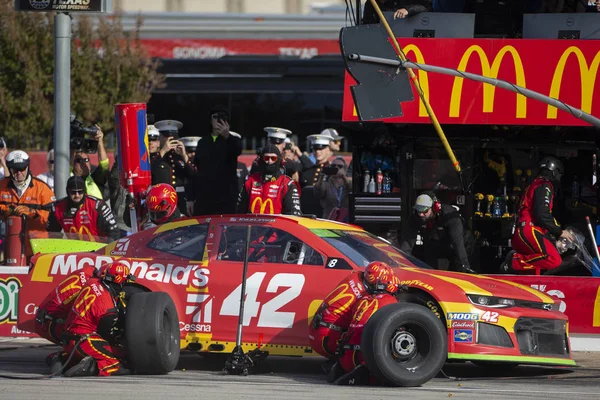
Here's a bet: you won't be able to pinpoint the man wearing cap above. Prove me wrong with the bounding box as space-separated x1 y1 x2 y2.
47 176 120 241
147 125 161 162
298 135 333 188
193 107 242 216
151 120 196 216
237 145 301 216
399 192 476 274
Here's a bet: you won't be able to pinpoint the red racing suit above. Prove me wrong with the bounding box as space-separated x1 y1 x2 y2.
237 172 301 215
63 278 125 376
510 176 563 274
35 265 97 345
47 195 120 241
339 293 398 374
309 271 369 357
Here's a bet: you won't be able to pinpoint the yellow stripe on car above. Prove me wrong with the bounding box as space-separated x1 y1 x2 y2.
407 269 493 296
155 218 199 234
448 352 576 366
476 275 553 303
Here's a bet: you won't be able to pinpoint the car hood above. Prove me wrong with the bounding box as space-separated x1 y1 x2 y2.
400 267 553 304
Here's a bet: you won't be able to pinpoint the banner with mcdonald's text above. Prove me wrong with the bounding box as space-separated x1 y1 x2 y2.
342 39 600 126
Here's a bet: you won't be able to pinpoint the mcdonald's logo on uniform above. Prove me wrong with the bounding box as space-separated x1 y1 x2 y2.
547 46 600 119
250 197 274 214
450 45 527 119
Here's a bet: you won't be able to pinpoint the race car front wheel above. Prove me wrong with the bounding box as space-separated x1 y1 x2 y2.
360 302 447 387
125 292 181 374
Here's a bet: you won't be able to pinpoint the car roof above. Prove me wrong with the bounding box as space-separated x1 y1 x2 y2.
279 215 364 231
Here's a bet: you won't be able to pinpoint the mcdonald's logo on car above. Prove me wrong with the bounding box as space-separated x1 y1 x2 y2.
69 226 96 242
449 45 527 119
547 46 600 119
250 197 274 214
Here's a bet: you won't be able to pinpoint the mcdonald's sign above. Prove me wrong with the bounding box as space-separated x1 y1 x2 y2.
547 46 600 120
449 45 527 119
250 197 275 214
341 38 600 127
69 226 96 242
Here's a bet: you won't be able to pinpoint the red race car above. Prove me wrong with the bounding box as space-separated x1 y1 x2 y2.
17 215 574 382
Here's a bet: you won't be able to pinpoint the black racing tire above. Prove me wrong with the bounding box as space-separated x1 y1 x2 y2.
125 292 180 374
360 302 447 387
123 284 147 302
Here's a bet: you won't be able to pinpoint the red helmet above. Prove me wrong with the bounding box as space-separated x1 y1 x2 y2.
363 261 396 294
146 184 178 224
99 261 133 286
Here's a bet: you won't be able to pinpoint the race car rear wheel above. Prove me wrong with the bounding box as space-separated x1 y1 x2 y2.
360 302 447 387
125 292 181 374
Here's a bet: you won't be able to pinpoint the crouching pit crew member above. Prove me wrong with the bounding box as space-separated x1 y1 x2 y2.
61 261 135 377
331 270 401 385
237 145 301 216
399 192 476 274
309 262 397 362
35 265 98 372
501 156 574 274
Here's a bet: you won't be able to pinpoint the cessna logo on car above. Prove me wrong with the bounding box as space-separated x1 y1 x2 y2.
49 255 210 287
447 312 479 321
111 238 131 256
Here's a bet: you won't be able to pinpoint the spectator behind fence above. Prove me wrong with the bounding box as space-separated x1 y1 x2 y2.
193 106 242 216
314 157 351 222
363 0 432 24
37 149 55 191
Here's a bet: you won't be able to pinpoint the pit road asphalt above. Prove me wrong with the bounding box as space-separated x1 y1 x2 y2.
1 338 599 400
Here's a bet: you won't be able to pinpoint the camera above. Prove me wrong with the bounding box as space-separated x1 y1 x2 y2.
70 114 98 154
322 165 342 176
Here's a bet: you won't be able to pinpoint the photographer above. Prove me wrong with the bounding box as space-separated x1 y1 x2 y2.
70 122 109 200
193 107 242 216
151 120 196 216
314 157 351 222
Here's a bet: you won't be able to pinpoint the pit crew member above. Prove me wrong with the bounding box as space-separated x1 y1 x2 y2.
124 183 184 229
334 274 401 385
309 262 396 359
502 156 574 274
399 192 476 274
237 145 301 216
61 261 134 377
46 176 120 241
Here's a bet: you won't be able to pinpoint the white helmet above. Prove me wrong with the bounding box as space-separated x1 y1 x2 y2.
6 150 30 170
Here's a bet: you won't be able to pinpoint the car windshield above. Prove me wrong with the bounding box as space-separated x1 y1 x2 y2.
313 229 432 270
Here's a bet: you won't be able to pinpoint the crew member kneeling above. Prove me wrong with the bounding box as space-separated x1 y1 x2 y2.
309 262 396 360
61 261 134 377
35 265 98 372
501 156 574 274
237 145 301 215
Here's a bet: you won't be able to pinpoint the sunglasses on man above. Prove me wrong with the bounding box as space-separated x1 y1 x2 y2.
74 157 90 164
268 137 285 145
263 155 279 163
312 145 329 151
69 190 84 195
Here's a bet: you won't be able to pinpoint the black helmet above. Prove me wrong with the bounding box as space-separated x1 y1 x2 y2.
539 156 564 182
